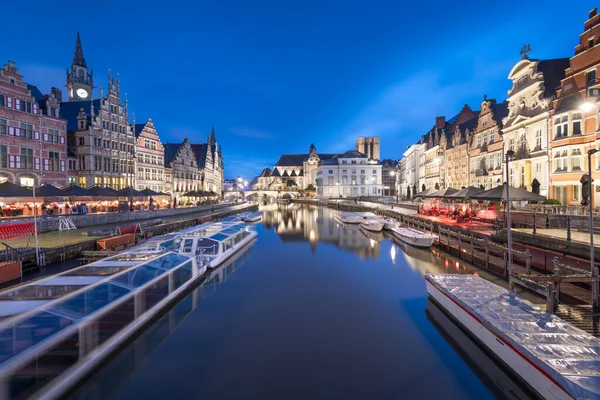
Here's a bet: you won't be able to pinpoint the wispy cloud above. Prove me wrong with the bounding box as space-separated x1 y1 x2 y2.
18 64 64 94
334 59 514 156
230 128 275 140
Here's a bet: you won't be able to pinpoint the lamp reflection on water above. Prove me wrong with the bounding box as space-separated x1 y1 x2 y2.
390 245 396 264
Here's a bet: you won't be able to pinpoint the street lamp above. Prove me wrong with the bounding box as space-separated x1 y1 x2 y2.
588 148 598 307
505 149 515 291
580 79 600 308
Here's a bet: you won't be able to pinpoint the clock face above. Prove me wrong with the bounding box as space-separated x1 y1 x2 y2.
76 88 89 99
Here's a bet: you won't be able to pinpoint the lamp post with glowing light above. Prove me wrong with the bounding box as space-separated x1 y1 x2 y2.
580 81 600 308
505 149 515 290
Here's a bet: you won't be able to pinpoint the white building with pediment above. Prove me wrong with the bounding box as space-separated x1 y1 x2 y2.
503 53 569 196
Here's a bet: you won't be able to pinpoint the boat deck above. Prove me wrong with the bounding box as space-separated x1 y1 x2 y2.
426 274 600 400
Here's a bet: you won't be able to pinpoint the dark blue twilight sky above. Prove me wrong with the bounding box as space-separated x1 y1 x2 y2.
0 1 594 178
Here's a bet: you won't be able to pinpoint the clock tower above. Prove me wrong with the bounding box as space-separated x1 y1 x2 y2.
66 32 93 101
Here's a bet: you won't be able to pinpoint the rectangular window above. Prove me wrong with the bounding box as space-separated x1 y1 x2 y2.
587 70 597 85
496 153 502 169
0 146 6 168
477 135 481 147
328 177 333 185
555 116 569 138
490 129 495 143
0 95 4 107
21 148 33 169
49 151 60 171
574 185 580 201
78 137 85 145
0 119 6 135
483 131 488 145
7 97 12 108
535 129 542 149
26 102 31 113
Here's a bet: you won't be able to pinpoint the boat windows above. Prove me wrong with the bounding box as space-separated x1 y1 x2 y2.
109 265 164 289
195 238 219 255
141 276 169 313
182 239 194 253
50 283 130 318
63 266 133 277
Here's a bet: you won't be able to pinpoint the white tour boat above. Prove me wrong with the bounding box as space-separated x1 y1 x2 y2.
334 211 361 224
174 222 258 268
242 212 262 222
425 274 600 400
360 218 384 232
391 227 438 248
0 220 257 399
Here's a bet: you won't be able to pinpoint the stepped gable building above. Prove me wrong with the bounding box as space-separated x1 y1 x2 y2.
134 118 165 193
467 96 509 190
0 61 68 187
549 8 600 206
190 126 224 195
440 105 479 190
503 48 569 196
273 143 338 189
355 136 380 160
163 139 200 203
61 33 135 189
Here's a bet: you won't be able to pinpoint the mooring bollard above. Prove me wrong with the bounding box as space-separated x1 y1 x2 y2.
532 213 537 234
567 215 572 242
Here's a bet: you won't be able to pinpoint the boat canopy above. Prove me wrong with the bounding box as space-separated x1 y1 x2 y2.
426 274 600 399
0 251 192 366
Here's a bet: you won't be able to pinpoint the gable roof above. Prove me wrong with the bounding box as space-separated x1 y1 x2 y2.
537 58 570 99
339 150 366 158
60 100 101 131
271 168 281 177
163 143 181 166
134 123 145 138
259 167 272 177
191 144 208 169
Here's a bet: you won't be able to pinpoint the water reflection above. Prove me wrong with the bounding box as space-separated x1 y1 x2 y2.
261 204 381 258
71 241 254 400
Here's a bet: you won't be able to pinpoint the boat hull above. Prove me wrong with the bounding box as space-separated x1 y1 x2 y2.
360 221 384 232
391 229 437 248
425 279 572 400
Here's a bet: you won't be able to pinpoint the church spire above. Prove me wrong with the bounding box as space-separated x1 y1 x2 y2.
210 125 216 145
72 32 87 68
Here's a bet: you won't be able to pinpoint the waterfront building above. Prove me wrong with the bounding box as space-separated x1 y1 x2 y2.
443 111 479 189
134 118 165 193
315 150 382 199
355 136 380 160
381 159 397 196
417 143 427 192
397 158 406 199
272 144 337 189
61 34 135 189
468 97 508 190
256 167 274 190
191 127 224 195
163 139 200 203
549 8 600 206
0 61 68 187
503 51 568 196
400 144 421 198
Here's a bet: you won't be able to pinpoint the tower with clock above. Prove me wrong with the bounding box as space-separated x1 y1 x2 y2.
66 32 93 101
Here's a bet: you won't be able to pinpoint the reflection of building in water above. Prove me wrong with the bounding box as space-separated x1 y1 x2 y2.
262 204 380 258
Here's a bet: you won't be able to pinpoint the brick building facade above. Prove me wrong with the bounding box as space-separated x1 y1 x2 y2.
0 61 68 187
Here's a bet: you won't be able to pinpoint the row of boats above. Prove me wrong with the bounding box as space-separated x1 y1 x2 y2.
0 212 262 399
334 211 438 248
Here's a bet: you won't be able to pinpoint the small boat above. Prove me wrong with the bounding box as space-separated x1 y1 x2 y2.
335 211 361 224
379 217 399 230
242 212 262 222
277 198 291 204
360 218 384 232
391 227 438 248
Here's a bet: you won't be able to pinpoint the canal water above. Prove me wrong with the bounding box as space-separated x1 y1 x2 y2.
70 204 535 400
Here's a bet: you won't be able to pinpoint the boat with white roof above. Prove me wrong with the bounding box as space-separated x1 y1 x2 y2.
391 227 438 248
378 217 399 230
242 212 262 222
335 211 377 224
0 219 257 399
426 274 600 400
359 218 384 232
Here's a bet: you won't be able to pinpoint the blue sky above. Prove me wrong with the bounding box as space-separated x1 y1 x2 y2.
0 0 594 179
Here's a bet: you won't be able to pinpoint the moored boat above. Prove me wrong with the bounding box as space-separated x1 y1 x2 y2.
0 220 257 399
425 274 600 400
391 227 438 248
360 218 384 232
242 212 262 222
379 217 399 230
